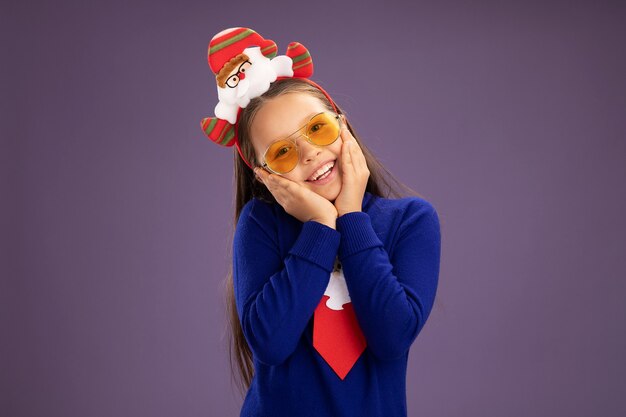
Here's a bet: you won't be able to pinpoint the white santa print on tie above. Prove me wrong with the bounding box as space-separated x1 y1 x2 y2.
214 45 293 125
313 255 366 380
323 257 351 310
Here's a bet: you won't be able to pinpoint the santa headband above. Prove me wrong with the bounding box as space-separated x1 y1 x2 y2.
200 27 339 170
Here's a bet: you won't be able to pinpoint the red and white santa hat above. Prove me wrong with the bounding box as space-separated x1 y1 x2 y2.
200 27 339 170
206 27 279 76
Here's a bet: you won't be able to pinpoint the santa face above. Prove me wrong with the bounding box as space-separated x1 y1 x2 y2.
216 47 277 108
250 92 345 204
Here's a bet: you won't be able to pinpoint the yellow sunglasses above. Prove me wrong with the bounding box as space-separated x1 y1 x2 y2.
259 111 343 175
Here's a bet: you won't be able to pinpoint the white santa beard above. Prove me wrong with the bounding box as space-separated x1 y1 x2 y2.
323 269 352 310
235 64 275 105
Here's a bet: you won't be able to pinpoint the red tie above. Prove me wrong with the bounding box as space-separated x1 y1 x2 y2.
313 257 367 380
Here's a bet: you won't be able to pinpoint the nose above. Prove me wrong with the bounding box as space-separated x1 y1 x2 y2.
297 136 322 164
239 71 245 80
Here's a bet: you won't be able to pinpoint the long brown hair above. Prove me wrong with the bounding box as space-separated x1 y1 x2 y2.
221 77 437 397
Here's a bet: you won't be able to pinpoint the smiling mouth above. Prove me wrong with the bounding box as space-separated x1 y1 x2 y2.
306 160 336 182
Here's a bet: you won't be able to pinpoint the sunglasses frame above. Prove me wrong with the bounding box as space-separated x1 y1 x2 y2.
259 111 343 175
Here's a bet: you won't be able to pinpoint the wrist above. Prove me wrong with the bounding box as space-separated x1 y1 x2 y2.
337 208 361 217
311 217 336 230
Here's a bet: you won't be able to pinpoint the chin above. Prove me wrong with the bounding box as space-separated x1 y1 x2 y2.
315 186 341 204
304 166 342 202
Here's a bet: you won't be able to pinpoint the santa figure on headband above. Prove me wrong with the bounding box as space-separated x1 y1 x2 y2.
201 27 313 145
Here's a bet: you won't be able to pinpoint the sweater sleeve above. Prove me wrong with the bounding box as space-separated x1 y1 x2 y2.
336 199 441 361
233 200 341 366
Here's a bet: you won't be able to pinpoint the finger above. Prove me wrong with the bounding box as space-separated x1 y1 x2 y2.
267 175 299 207
343 139 351 162
351 140 367 171
259 171 279 191
356 151 367 173
342 139 354 177
264 175 276 191
344 135 365 170
267 173 281 187
269 174 297 198
355 154 367 175
341 126 352 142
262 174 286 203
268 172 284 185
340 115 350 133
337 124 367 177
255 168 268 183
349 140 364 173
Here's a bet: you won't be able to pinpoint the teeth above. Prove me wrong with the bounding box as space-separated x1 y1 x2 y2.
310 162 334 181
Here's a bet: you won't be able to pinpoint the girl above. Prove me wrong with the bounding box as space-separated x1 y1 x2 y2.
202 27 441 417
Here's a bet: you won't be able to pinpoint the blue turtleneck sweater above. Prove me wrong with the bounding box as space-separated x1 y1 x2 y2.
233 191 441 417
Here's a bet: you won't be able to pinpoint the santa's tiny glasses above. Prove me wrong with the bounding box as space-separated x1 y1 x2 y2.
226 60 251 88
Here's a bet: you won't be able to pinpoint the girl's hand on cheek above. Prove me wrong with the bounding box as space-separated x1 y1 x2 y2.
334 124 370 217
254 168 338 229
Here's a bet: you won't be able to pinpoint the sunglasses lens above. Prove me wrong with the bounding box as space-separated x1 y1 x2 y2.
307 112 340 146
264 112 340 174
265 139 299 173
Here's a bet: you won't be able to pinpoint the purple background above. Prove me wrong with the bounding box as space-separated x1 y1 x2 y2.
3 1 625 416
